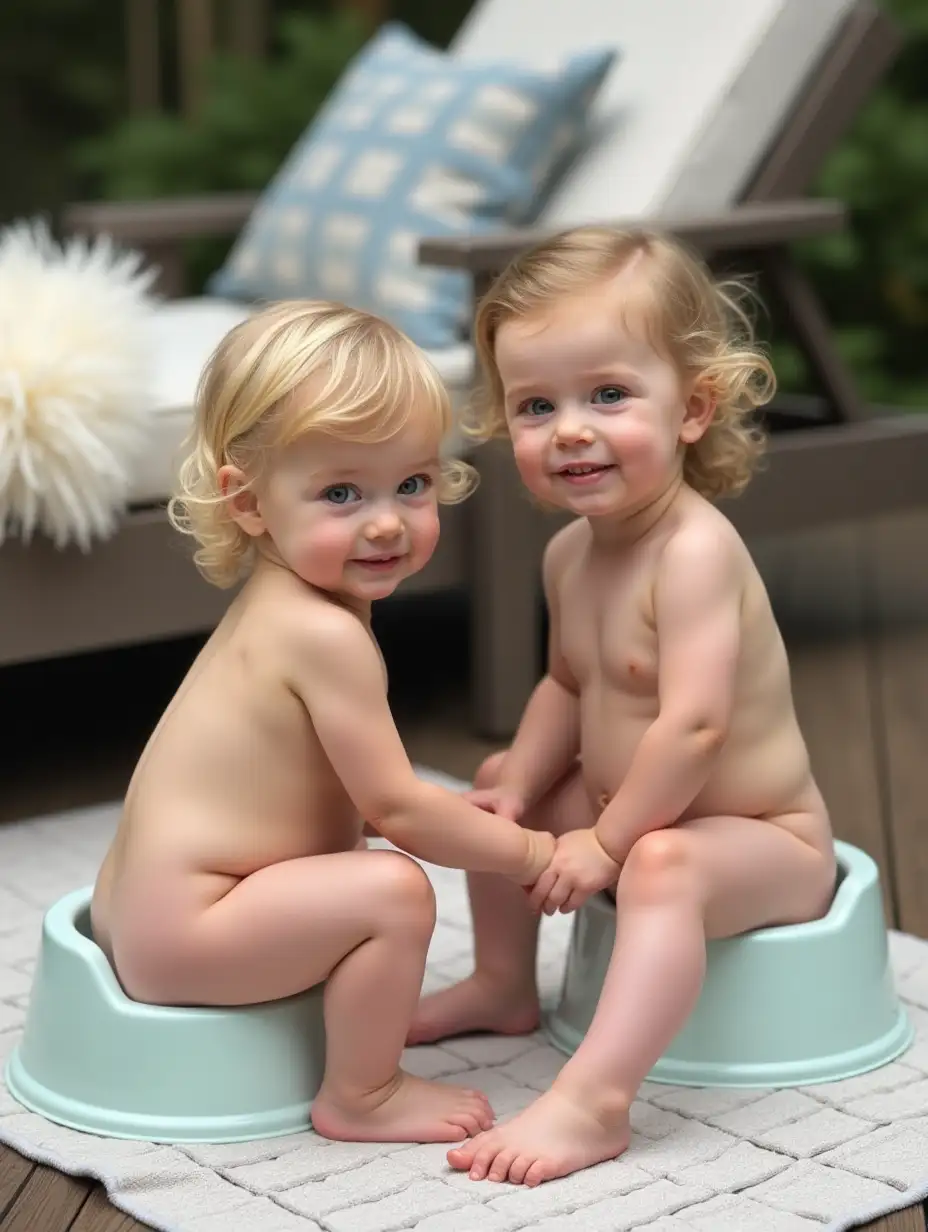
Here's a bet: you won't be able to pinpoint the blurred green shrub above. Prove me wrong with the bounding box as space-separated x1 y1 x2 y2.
0 0 125 218
772 0 928 407
75 10 368 199
73 9 368 286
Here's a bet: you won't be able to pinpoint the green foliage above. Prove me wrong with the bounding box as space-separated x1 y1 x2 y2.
775 0 928 407
72 9 368 290
0 0 124 216
75 11 369 200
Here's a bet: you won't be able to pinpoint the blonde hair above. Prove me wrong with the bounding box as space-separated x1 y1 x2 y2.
469 226 775 501
169 300 476 588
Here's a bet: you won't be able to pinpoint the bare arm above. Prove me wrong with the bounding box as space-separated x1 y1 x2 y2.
495 527 583 807
594 529 742 864
287 606 550 881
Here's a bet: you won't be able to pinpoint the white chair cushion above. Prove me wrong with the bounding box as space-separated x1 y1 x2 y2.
452 0 857 219
131 298 475 505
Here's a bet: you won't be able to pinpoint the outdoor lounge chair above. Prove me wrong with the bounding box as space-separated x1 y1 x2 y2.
9 0 926 739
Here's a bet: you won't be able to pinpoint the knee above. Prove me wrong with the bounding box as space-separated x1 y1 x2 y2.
473 750 508 791
369 851 436 932
618 830 697 907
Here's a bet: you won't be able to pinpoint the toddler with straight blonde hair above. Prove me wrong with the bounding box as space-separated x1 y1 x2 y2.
409 227 838 1184
91 300 558 1145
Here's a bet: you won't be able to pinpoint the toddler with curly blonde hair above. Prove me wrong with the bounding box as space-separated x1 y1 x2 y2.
409 228 837 1185
91 300 558 1146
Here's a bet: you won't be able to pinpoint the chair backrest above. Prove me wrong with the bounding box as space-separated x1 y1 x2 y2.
450 0 861 225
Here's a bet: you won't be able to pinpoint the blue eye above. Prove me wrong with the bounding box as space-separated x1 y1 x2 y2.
592 386 627 406
322 484 361 505
520 397 555 417
398 474 430 497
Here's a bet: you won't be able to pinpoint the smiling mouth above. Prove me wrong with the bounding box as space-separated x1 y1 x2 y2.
555 463 616 483
354 554 405 570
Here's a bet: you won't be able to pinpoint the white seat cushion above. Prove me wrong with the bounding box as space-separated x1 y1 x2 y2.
131 298 475 505
452 0 856 219
131 298 250 505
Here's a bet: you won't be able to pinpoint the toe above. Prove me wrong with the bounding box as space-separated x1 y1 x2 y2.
467 1141 499 1181
447 1140 479 1171
488 1148 517 1183
453 1110 483 1138
524 1159 551 1187
465 1090 494 1124
508 1154 533 1185
473 1100 495 1131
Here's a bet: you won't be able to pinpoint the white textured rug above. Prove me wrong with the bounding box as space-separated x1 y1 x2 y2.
2 772 928 1232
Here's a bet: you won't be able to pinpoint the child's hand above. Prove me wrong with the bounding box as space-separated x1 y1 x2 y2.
528 829 621 915
465 785 525 823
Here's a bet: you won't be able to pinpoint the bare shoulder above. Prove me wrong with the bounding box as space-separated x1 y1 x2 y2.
286 592 371 666
543 518 589 590
658 496 749 594
249 572 374 672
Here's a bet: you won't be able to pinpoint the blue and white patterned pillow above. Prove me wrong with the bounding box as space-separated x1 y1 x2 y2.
208 23 616 350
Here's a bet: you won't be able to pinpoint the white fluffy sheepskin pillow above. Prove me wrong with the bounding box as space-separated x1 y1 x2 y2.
0 218 157 550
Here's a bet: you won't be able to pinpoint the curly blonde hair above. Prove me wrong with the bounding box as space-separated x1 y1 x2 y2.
169 300 476 588
469 226 775 501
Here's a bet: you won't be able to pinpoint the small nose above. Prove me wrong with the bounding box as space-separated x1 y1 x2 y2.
553 410 594 448
363 507 402 540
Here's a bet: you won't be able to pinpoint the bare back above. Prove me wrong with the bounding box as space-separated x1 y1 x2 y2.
91 568 365 955
549 488 822 829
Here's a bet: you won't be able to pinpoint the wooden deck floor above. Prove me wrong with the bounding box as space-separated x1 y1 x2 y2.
1 510 927 1230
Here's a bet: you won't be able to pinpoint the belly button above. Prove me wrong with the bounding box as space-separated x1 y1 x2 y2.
598 792 610 813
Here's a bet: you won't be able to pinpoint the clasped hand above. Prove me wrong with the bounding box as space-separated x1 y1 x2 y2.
465 786 621 915
527 828 622 916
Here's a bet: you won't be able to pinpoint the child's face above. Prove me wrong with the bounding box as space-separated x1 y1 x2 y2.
495 282 711 521
249 415 443 602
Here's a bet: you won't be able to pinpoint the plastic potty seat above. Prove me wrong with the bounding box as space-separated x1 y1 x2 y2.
5 886 325 1143
546 840 913 1087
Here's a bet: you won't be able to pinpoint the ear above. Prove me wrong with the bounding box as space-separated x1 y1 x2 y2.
679 378 716 444
218 464 265 538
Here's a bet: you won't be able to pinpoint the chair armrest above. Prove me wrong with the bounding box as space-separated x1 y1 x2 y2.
61 193 258 243
418 199 845 273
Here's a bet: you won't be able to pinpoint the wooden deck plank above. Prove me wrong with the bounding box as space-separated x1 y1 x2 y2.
762 524 895 921
70 1184 148 1232
862 1206 928 1231
866 510 928 939
0 1162 90 1231
0 1151 33 1223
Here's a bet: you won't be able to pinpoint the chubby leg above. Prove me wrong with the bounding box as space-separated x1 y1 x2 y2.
408 752 593 1045
112 850 493 1144
450 811 836 1185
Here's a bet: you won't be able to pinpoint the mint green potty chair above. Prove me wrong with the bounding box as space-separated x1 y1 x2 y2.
546 841 913 1087
5 886 325 1143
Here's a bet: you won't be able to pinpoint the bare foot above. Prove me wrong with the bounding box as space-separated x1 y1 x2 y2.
311 1071 495 1144
447 1087 630 1186
407 973 540 1046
